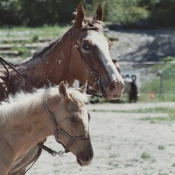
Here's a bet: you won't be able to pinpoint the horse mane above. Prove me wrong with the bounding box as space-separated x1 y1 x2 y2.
32 37 61 58
83 16 103 31
19 36 62 65
0 87 89 128
19 14 103 66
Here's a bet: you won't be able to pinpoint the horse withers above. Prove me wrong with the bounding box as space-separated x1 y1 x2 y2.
0 81 93 175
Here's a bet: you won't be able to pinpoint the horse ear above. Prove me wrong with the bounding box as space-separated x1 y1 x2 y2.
73 2 85 28
58 81 70 100
79 80 88 93
95 4 103 21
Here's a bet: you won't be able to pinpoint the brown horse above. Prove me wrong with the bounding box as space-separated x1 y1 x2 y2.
0 81 93 175
0 3 123 174
0 4 123 102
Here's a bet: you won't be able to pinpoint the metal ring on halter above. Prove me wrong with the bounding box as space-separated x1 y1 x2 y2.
93 78 100 90
52 150 64 156
52 150 58 156
58 151 64 157
74 45 79 49
91 71 101 93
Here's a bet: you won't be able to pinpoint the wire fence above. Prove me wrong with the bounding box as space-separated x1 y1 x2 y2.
159 70 175 95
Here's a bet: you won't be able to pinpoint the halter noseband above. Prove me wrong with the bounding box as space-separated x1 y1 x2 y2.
43 100 90 153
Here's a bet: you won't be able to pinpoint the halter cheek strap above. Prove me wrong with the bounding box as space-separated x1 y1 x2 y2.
68 27 102 94
43 100 90 153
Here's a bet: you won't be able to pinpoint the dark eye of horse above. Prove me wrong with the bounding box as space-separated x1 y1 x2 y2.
69 117 76 123
82 43 91 51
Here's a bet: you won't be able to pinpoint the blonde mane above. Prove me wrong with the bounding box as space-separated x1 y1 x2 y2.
0 87 89 128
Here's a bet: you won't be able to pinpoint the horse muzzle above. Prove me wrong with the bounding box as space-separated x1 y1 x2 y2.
101 80 124 100
76 150 94 166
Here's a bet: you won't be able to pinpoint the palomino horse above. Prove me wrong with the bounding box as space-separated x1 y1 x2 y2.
0 3 123 174
1 81 93 175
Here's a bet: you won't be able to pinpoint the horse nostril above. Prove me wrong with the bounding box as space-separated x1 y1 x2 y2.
109 80 124 94
109 82 116 91
85 152 91 161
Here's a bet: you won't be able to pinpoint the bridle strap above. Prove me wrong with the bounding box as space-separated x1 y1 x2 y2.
37 142 63 156
68 27 102 94
0 56 38 86
10 146 42 175
43 100 58 128
43 100 90 153
0 56 11 85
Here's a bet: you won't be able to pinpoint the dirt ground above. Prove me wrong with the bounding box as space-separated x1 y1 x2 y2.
27 102 175 175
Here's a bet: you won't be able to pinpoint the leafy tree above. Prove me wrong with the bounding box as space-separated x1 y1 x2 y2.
0 0 175 27
0 0 22 26
138 0 175 27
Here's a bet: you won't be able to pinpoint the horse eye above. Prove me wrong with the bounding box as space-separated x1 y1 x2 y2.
82 44 91 51
69 117 76 123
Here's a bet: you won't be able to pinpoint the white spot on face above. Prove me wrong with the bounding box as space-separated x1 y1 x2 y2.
59 60 61 64
86 32 120 80
80 108 89 131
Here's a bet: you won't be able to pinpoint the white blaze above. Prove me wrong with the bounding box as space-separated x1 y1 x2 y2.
85 32 120 81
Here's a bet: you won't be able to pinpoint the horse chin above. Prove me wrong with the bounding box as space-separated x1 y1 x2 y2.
100 86 108 99
76 156 92 167
100 86 121 100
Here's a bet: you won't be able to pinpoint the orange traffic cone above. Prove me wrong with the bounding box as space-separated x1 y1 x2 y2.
149 91 154 100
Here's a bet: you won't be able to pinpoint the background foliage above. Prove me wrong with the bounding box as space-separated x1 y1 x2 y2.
0 0 175 27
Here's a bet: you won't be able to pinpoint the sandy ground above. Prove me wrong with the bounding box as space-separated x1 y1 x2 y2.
26 102 175 175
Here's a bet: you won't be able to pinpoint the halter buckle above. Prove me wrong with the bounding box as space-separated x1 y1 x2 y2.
55 125 61 131
71 137 76 141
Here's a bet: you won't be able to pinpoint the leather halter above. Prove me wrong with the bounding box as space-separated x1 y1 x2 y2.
68 26 102 94
43 100 90 153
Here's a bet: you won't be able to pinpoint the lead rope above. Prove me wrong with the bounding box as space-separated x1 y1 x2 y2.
10 147 42 175
37 143 64 156
0 56 38 87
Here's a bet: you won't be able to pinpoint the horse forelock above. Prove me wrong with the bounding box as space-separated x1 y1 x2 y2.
83 17 103 31
72 12 103 32
0 87 89 128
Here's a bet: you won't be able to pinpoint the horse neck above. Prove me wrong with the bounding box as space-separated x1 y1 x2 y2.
9 29 75 93
3 94 60 157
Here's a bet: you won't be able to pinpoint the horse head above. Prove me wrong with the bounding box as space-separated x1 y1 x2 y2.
68 3 124 100
52 81 93 166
